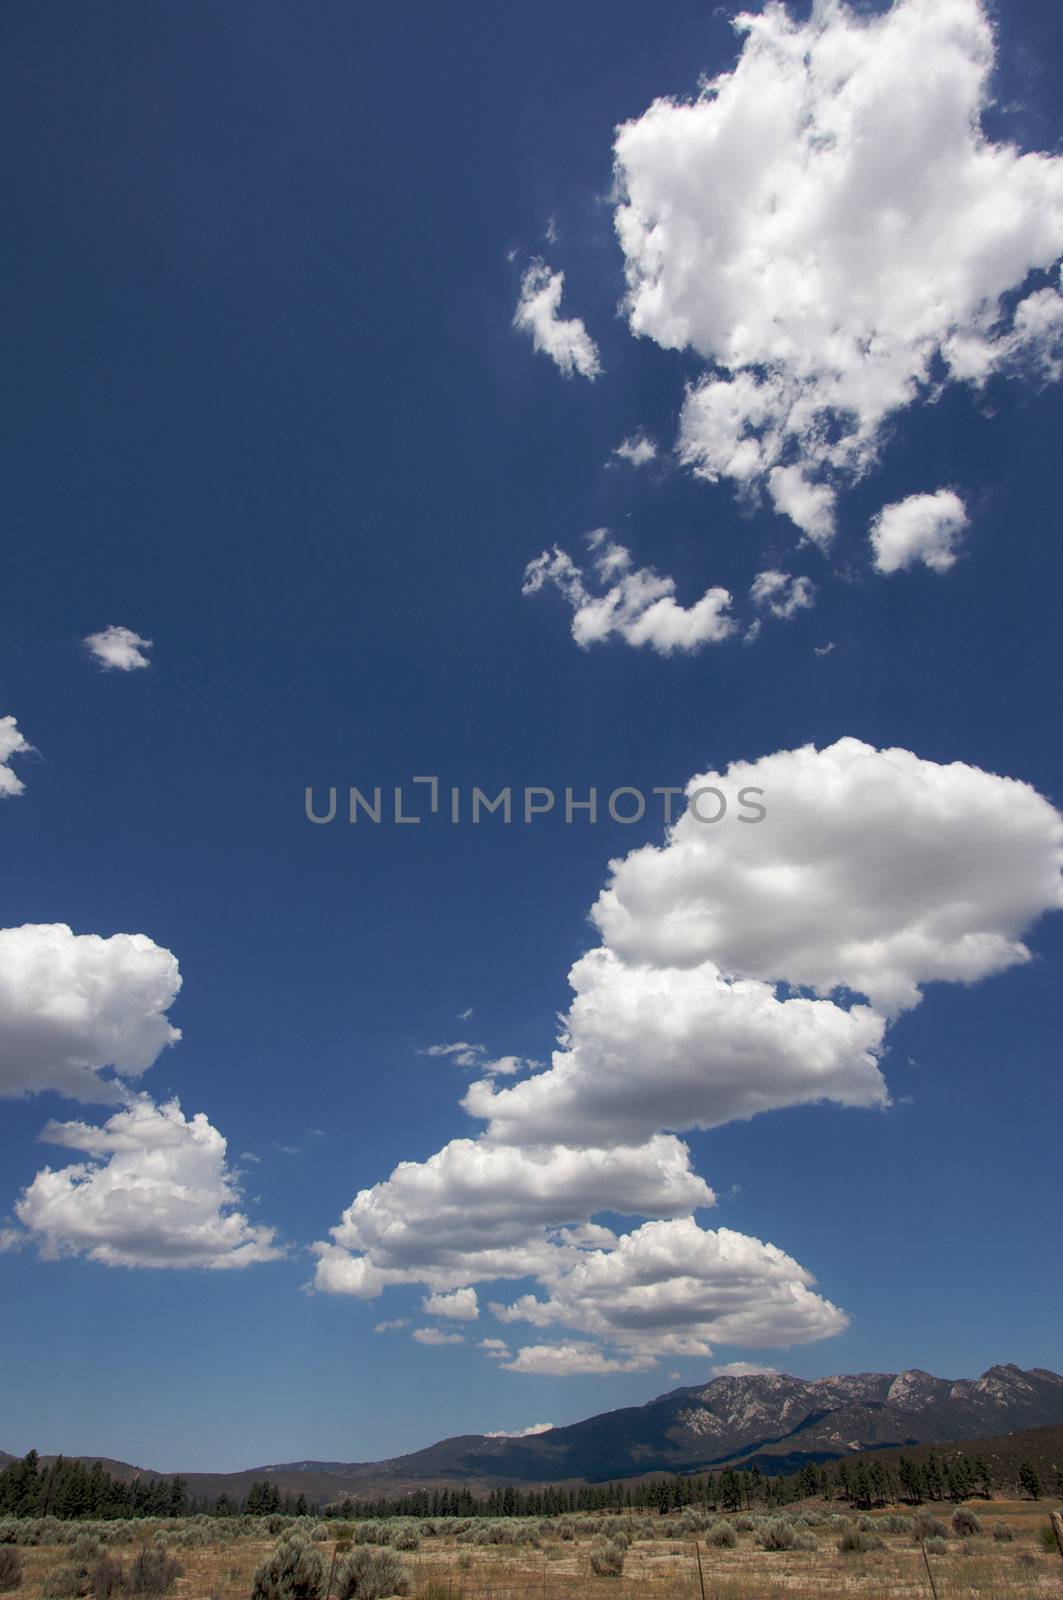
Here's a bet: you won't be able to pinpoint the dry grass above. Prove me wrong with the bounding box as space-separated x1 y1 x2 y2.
8 1501 1062 1600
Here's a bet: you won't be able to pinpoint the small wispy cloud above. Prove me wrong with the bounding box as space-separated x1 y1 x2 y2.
513 261 601 380
83 625 154 672
611 433 657 468
420 1042 532 1076
484 1421 555 1438
0 716 34 799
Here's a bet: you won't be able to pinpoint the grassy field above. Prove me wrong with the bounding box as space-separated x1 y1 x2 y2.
3 1499 1062 1600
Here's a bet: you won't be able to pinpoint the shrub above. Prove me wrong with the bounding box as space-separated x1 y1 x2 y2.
951 1508 981 1537
880 1514 911 1534
128 1549 182 1597
913 1514 948 1541
41 1565 86 1599
705 1522 736 1549
990 1522 1013 1542
754 1520 814 1551
588 1537 625 1578
251 1535 325 1600
1038 1524 1060 1555
838 1529 883 1554
733 1515 755 1532
390 1532 419 1553
92 1555 127 1598
334 1546 410 1600
0 1548 21 1592
351 1527 391 1548
923 1536 948 1556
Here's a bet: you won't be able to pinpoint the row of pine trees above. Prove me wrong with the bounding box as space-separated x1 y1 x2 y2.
1 1446 1057 1524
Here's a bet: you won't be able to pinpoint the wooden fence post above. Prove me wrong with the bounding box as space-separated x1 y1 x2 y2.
693 1540 706 1600
919 1540 939 1600
1050 1511 1063 1560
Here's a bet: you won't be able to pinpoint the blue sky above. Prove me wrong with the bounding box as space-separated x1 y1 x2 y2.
1 0 1062 1472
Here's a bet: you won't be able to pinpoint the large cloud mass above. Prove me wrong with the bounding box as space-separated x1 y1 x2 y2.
315 739 1062 1370
0 924 183 1101
313 1134 714 1297
612 0 1063 542
15 1095 283 1269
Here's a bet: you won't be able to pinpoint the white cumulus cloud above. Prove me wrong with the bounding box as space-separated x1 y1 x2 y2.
83 625 153 672
412 1327 466 1346
591 739 1063 1016
514 261 601 380
423 1286 480 1321
491 1218 848 1359
467 947 886 1149
870 490 969 574
15 1094 283 1269
612 0 1063 542
0 924 183 1102
523 533 734 654
312 738 1062 1373
500 1343 659 1376
312 1134 713 1297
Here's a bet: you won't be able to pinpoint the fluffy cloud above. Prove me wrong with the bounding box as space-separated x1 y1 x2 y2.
480 1337 511 1357
423 1286 479 1320
0 717 32 799
523 534 734 654
0 924 182 1101
312 1134 714 1296
471 739 1062 1146
870 490 969 574
83 625 153 672
513 261 601 380
592 739 1063 1015
15 1095 283 1269
612 433 657 467
500 1343 656 1376
492 1218 848 1359
314 738 1062 1372
466 948 886 1148
612 0 1063 541
412 1327 465 1346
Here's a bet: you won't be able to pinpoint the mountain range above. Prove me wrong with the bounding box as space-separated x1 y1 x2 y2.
6 1363 1062 1504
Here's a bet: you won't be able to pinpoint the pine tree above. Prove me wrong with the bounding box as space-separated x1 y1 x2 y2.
1017 1460 1041 1500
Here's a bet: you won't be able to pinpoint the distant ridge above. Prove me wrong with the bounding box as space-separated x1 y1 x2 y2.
6 1364 1063 1503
